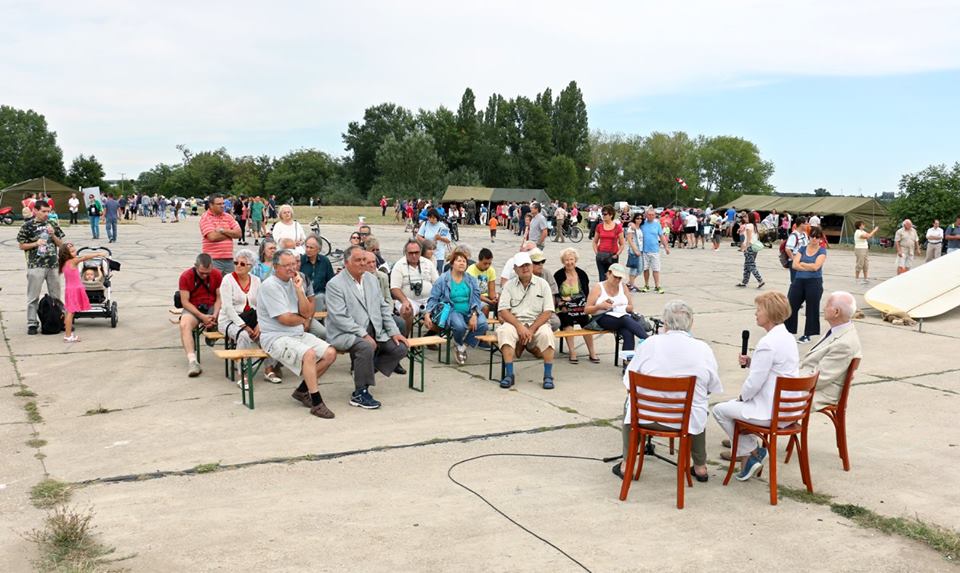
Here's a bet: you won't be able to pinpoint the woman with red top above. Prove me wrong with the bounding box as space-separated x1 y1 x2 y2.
592 204 625 280
218 248 262 386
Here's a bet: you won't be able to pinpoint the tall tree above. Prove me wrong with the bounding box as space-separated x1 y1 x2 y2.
476 94 517 188
553 81 591 189
454 87 480 172
544 155 578 202
418 106 458 172
232 155 273 197
634 131 700 206
65 154 106 190
889 163 960 234
697 135 774 205
265 149 338 204
514 96 554 189
371 132 445 200
183 148 235 199
0 105 65 184
342 103 416 196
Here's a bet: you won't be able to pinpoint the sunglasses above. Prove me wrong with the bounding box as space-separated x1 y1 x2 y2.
533 261 545 265
234 261 250 267
406 251 421 255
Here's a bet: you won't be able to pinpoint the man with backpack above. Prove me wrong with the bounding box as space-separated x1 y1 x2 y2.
178 253 223 377
783 216 809 283
17 200 65 335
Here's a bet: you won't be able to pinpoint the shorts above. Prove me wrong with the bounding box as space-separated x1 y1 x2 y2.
266 333 330 377
684 226 696 234
641 252 661 272
854 248 868 274
497 322 555 352
395 297 429 315
558 313 590 329
896 252 914 269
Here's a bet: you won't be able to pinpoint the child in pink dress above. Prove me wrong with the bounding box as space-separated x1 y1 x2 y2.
58 243 99 342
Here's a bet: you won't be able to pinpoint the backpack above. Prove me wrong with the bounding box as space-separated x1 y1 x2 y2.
38 294 65 334
779 236 793 268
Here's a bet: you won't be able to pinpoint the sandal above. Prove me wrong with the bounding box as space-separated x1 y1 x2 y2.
63 335 80 343
568 356 580 364
589 355 601 363
263 370 283 384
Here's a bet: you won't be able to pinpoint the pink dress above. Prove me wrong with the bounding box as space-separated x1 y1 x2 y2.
62 262 91 313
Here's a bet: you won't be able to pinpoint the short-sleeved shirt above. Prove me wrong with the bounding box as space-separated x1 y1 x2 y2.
895 227 918 251
498 276 555 324
854 229 869 249
947 226 960 250
726 208 736 222
639 220 664 253
450 278 471 314
104 199 120 220
178 267 222 308
256 275 305 352
300 254 335 294
390 258 439 301
926 227 944 243
417 221 450 263
17 219 65 269
250 202 264 220
595 222 622 254
200 210 240 260
795 247 827 280
467 263 496 296
528 213 548 244
535 269 559 296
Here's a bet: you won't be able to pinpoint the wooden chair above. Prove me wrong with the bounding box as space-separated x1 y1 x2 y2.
785 358 860 471
619 372 697 509
722 372 820 505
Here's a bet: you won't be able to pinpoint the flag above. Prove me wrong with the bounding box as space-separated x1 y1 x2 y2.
675 177 688 189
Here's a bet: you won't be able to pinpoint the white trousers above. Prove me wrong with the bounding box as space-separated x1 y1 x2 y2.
712 400 771 456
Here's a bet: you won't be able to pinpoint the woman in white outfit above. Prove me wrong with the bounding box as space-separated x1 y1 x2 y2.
218 249 262 386
269 205 307 256
712 291 799 481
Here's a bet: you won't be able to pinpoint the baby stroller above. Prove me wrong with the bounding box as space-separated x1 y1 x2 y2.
75 246 121 327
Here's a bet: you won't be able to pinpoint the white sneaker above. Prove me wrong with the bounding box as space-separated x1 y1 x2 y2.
187 360 202 377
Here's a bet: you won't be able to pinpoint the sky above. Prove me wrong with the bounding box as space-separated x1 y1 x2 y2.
3 0 959 195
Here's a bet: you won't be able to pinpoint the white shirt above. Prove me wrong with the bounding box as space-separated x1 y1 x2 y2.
68 197 80 212
926 227 944 243
217 272 261 332
738 324 800 421
623 331 723 434
270 220 307 255
500 254 523 283
684 213 698 227
390 257 439 302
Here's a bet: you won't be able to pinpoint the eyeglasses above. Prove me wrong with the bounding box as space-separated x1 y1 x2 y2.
65 243 74 248
406 250 421 256
533 261 545 265
359 232 370 237
234 261 249 267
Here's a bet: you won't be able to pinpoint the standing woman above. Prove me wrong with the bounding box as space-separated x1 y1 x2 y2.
736 213 765 288
269 205 307 255
417 208 452 273
624 212 644 293
585 264 648 363
592 205 624 280
853 220 879 284
554 248 599 363
786 226 827 343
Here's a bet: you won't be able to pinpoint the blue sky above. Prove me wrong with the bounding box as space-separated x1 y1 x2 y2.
3 1 958 196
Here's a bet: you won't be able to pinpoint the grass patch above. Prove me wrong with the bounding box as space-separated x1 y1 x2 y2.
26 438 48 448
26 505 122 572
557 406 580 414
831 504 960 562
778 485 834 506
14 388 37 397
291 205 401 227
84 405 118 416
25 401 43 423
193 462 220 474
31 479 71 509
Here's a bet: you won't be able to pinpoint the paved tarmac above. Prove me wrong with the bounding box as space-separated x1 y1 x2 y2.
1 215 958 572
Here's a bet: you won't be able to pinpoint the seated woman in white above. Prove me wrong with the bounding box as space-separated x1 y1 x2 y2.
218 249 262 387
712 291 799 481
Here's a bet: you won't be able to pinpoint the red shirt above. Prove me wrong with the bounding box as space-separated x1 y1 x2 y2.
596 222 622 254
200 210 240 260
179 267 222 308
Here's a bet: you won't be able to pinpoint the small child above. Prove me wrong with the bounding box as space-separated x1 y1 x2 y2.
82 268 98 282
58 243 99 342
489 214 498 243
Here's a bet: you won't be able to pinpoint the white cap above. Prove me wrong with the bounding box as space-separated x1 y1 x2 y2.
513 252 533 267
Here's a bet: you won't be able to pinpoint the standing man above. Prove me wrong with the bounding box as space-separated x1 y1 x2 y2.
325 246 408 410
725 205 737 237
257 249 338 419
526 202 549 250
497 253 557 390
103 193 120 243
639 208 670 294
925 219 944 262
894 219 921 274
18 200 65 335
946 216 960 255
86 194 102 239
67 193 80 225
785 216 809 284
519 202 531 238
200 193 242 275
553 202 568 242
380 195 389 216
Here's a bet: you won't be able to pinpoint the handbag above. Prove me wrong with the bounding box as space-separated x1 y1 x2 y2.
750 238 764 253
239 308 258 328
433 302 452 329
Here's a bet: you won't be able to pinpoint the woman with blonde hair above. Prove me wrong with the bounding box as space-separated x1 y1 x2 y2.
553 248 599 363
269 204 307 255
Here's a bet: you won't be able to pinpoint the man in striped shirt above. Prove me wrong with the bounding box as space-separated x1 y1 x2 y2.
200 193 242 274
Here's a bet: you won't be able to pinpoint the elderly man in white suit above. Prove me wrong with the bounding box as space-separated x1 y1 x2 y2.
325 245 408 410
801 291 862 410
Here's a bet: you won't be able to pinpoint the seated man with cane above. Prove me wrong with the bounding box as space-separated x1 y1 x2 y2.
325 246 409 410
613 300 722 482
497 252 557 390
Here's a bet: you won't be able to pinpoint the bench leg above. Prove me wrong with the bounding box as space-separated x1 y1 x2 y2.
614 333 621 365
408 346 425 392
558 337 565 354
193 328 202 364
240 357 265 410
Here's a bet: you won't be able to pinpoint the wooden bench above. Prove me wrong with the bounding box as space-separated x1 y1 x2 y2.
478 329 621 381
215 348 270 410
313 311 328 320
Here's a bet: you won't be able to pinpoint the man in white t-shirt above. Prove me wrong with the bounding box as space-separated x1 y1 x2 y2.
925 219 944 262
67 193 80 225
499 241 536 287
390 239 440 336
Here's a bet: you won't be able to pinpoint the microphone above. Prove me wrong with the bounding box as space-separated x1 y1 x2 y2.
740 330 750 368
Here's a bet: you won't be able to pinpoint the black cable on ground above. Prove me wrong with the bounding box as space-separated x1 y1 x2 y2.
446 453 605 573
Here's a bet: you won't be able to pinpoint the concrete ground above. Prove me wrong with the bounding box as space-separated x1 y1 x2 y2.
1 215 958 572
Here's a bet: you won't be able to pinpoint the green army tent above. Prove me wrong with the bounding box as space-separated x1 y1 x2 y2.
0 177 80 219
441 186 551 205
718 194 889 243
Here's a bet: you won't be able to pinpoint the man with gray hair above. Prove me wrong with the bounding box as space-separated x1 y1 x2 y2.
257 249 338 419
800 291 863 410
614 300 722 482
895 219 920 275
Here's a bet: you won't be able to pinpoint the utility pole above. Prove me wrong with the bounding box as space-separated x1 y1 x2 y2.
120 173 125 195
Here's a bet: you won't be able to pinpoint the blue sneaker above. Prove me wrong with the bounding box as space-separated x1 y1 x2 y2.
542 376 555 390
499 375 515 389
350 388 381 409
736 447 767 481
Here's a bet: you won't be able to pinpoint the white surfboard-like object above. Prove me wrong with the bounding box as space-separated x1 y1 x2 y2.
864 250 960 319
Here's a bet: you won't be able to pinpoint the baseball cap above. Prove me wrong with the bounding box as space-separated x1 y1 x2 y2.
529 248 546 263
608 263 628 278
513 252 533 267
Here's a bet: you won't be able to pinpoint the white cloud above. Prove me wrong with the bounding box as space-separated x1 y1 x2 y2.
3 0 959 176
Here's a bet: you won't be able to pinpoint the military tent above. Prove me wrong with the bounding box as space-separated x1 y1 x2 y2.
441 186 551 206
718 194 889 243
0 177 79 219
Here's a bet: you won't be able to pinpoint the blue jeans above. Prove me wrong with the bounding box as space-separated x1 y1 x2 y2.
448 311 488 347
105 217 118 241
89 215 100 238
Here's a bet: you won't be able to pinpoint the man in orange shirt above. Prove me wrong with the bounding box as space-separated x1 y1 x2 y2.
200 193 242 274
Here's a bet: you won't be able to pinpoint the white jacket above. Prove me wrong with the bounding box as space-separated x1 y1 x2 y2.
217 273 261 333
738 324 799 421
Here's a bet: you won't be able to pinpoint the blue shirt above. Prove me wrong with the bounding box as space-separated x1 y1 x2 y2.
104 198 120 220
726 208 736 222
795 247 827 279
450 278 471 314
418 221 450 262
640 220 664 253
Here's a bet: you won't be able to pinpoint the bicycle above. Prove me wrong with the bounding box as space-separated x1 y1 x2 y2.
548 222 584 243
308 215 334 256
